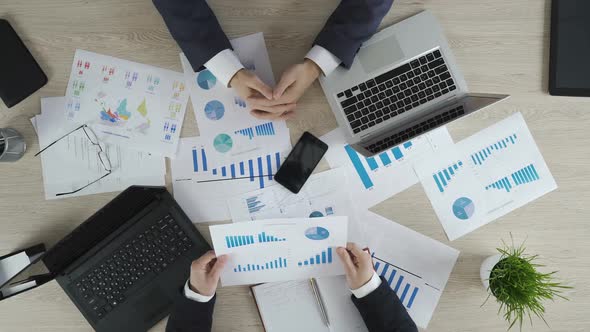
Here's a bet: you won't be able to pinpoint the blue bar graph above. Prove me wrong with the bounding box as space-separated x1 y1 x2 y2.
485 163 540 193
246 196 265 214
345 145 374 189
225 232 286 248
392 147 403 160
233 257 288 272
191 148 208 172
235 122 277 139
379 152 392 166
206 152 283 189
432 161 464 193
372 253 420 309
298 248 333 266
366 157 378 171
471 133 518 166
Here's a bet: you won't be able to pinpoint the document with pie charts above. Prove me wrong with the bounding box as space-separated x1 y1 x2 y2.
413 113 557 240
180 32 290 166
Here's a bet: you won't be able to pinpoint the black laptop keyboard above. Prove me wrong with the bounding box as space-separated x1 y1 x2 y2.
336 49 456 134
73 214 194 320
365 105 465 154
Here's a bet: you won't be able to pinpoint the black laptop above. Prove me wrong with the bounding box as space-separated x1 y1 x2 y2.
37 186 210 331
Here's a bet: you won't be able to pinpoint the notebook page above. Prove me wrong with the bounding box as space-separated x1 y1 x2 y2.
315 276 368 332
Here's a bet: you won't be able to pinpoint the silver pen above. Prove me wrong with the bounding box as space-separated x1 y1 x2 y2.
310 278 330 327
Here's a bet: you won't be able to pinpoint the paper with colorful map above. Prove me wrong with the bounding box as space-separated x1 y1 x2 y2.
64 49 190 157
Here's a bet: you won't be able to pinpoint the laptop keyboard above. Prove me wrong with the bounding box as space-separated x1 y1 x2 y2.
72 214 194 320
365 105 465 154
336 49 456 134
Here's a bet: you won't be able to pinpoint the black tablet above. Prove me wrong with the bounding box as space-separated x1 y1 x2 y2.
549 0 590 96
0 19 47 108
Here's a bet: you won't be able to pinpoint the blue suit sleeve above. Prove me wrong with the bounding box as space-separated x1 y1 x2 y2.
152 0 232 71
313 0 394 68
165 289 216 332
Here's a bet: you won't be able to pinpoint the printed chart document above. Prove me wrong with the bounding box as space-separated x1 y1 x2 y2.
414 113 558 240
64 50 190 157
363 211 459 329
180 32 290 164
171 136 288 222
321 127 454 209
35 97 165 199
251 276 367 332
228 168 366 244
210 217 347 286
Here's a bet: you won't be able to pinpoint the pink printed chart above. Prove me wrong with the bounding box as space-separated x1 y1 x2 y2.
65 50 190 157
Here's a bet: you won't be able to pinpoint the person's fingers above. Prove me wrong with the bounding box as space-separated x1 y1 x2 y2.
194 250 217 267
273 73 296 99
337 247 357 275
279 111 296 120
246 96 289 108
252 103 297 115
250 110 284 120
247 76 273 100
347 243 365 258
209 255 228 279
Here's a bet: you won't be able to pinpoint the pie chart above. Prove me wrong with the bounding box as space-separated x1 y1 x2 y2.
305 227 330 240
452 197 475 220
213 133 233 153
197 69 217 90
204 100 225 120
309 211 324 218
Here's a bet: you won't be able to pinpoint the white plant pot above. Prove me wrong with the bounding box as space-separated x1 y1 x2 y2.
480 254 503 290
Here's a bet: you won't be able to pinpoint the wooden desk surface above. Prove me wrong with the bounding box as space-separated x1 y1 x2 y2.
0 0 588 331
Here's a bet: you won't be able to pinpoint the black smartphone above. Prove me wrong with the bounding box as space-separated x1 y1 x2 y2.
0 19 48 108
274 132 328 194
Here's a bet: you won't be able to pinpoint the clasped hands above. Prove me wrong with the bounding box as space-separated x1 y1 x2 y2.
229 59 322 120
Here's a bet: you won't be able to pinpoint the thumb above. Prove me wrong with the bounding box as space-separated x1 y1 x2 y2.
209 254 228 280
337 247 356 276
273 73 296 99
248 76 273 100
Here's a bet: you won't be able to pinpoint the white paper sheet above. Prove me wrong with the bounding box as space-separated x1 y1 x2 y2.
36 97 165 199
180 32 291 165
252 276 367 332
363 211 459 329
210 217 348 286
171 136 288 222
64 49 190 157
228 168 366 245
413 113 558 240
321 127 454 209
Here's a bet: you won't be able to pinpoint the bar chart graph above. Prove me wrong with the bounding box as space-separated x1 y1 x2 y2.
470 133 518 166
234 122 276 140
485 163 540 193
246 196 265 214
233 257 288 272
225 232 286 248
345 140 415 190
206 151 282 189
372 253 420 309
297 248 333 266
432 161 464 193
191 147 209 172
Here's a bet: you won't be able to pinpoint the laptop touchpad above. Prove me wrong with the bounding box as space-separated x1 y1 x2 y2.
133 287 172 321
359 35 405 74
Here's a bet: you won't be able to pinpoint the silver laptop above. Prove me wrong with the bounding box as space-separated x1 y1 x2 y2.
319 10 509 157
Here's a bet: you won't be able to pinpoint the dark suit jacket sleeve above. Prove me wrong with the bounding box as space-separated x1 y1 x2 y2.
152 0 232 71
165 290 216 332
351 277 418 332
313 0 394 68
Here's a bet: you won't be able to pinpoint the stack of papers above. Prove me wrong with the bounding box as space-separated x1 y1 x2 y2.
33 49 191 199
32 97 165 199
170 33 291 222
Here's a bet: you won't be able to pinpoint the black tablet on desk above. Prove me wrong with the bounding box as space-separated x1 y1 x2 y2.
549 0 590 96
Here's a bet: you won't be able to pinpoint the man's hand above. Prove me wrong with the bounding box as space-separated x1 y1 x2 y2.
229 69 297 119
246 59 321 120
189 250 228 296
337 243 374 290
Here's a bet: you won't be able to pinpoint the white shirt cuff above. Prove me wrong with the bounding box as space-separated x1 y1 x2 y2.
184 281 215 303
305 45 342 77
204 49 245 87
350 271 382 299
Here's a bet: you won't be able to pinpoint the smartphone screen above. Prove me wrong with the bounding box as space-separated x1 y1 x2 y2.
274 132 328 194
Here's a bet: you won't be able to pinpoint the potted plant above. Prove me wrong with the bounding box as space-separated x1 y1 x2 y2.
480 238 570 330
